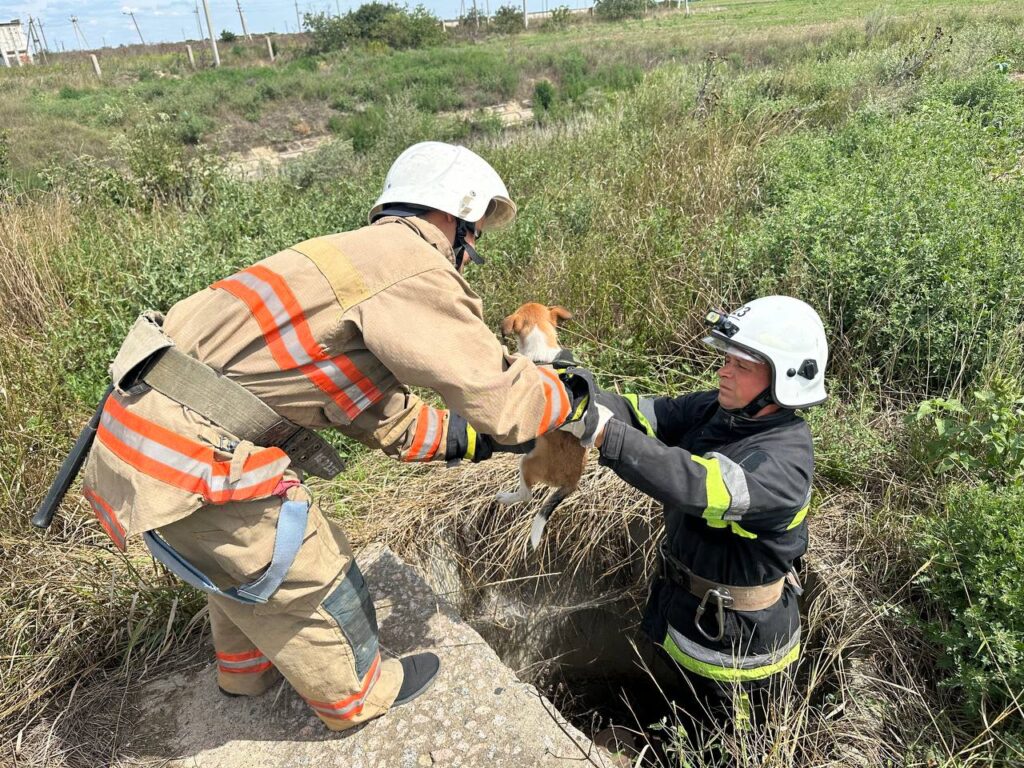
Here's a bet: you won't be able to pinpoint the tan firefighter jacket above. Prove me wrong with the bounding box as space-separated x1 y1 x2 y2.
81 216 574 543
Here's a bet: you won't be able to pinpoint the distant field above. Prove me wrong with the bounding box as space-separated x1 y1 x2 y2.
0 0 1017 179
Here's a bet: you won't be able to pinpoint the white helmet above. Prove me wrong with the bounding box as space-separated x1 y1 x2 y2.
369 141 516 231
703 296 829 408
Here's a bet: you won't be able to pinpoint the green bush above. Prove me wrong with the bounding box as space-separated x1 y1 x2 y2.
545 5 573 30
910 374 1024 485
594 0 645 21
533 79 556 111
220 29 238 42
914 482 1024 717
310 2 444 50
727 79 1024 394
305 12 355 53
491 4 525 34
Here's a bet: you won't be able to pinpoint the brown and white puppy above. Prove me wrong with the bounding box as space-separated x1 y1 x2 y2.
497 303 588 549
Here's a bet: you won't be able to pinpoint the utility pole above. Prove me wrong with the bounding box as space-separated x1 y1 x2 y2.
200 0 220 66
70 16 90 50
336 0 342 17
28 17 47 63
124 10 146 45
194 1 205 38
523 0 528 28
37 20 50 53
236 0 252 40
472 0 479 30
295 0 302 32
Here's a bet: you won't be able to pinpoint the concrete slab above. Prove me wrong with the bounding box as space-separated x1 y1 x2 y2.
129 544 609 768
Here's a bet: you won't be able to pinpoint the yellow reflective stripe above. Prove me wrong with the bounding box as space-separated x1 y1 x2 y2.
787 505 809 530
663 632 800 683
703 518 758 539
624 393 656 437
464 425 477 462
571 394 588 422
690 455 731 523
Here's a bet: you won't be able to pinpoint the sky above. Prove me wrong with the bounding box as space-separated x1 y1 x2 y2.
0 0 549 51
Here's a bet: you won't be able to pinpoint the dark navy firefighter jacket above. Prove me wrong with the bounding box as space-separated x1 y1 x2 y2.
596 390 813 684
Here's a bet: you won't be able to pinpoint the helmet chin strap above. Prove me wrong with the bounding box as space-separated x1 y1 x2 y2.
727 386 776 418
453 219 484 270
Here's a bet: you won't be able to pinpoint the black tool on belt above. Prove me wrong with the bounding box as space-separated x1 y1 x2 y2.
32 385 113 529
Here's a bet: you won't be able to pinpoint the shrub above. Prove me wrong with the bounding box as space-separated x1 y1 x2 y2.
0 129 11 194
726 84 1024 394
533 79 556 111
220 29 238 42
909 374 1024 485
324 2 445 49
305 12 356 53
545 5 573 30
914 482 1024 717
594 0 645 21
491 4 524 34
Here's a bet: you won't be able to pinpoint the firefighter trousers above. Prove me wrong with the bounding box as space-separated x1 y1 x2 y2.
157 481 404 731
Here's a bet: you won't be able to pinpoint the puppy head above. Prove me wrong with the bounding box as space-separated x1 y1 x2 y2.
501 303 573 362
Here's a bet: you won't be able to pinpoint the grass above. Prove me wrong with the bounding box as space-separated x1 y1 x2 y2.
2 0 1017 180
2 0 1024 764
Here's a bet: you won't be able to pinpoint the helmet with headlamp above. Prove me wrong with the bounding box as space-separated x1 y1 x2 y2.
703 296 828 410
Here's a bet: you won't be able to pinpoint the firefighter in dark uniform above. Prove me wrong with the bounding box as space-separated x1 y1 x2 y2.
592 296 829 735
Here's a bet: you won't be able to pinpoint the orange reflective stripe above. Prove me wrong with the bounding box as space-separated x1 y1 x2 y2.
213 265 383 419
83 487 126 551
98 395 289 504
536 367 570 435
304 652 381 720
404 406 445 462
216 649 266 662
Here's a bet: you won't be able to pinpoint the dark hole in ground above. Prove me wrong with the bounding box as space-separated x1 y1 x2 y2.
461 560 828 748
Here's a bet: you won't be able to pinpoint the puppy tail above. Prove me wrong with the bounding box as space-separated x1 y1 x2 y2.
529 487 572 551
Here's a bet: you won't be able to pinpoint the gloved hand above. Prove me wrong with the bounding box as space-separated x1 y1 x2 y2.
446 412 535 463
560 403 613 448
555 366 608 447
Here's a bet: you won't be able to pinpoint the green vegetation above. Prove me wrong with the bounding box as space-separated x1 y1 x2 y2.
2 0 1024 764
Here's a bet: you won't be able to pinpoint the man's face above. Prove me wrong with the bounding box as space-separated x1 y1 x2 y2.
717 353 771 410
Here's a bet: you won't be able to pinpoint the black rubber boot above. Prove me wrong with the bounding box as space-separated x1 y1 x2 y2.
392 652 440 707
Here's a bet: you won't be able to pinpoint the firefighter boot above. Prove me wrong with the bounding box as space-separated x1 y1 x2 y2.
393 652 440 706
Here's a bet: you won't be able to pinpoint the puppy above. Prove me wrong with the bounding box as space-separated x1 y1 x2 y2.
496 303 588 549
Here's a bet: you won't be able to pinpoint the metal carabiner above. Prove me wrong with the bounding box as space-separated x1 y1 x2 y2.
695 588 733 642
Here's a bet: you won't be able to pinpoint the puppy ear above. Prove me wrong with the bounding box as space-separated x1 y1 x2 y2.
500 315 516 339
501 313 526 338
549 306 573 325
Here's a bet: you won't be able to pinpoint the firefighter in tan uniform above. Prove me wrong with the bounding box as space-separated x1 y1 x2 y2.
79 142 601 731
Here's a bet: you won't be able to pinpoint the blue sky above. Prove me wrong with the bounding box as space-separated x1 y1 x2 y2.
0 0 560 51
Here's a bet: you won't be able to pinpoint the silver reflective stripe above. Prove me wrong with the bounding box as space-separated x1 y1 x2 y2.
667 624 800 670
409 408 441 461
709 451 750 520
218 655 269 670
100 410 289 496
225 272 376 415
638 397 658 434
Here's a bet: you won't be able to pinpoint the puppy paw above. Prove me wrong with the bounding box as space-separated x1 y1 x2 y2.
496 490 529 505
